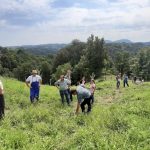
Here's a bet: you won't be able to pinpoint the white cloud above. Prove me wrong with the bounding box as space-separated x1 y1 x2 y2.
0 20 7 27
0 0 150 46
0 0 54 11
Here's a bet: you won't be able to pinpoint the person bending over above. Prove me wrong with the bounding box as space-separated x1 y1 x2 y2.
71 85 92 114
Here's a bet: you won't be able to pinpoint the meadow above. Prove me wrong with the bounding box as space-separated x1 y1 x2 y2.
0 77 150 150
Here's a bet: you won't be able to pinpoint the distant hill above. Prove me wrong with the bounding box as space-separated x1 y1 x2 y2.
105 42 150 59
113 39 133 43
5 40 150 56
105 39 132 44
7 43 67 55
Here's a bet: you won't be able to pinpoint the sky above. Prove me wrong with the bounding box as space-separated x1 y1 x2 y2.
0 0 150 46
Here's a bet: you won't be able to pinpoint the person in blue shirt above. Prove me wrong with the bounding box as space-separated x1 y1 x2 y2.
123 74 129 87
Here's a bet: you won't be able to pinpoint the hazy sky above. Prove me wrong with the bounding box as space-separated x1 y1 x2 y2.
0 0 150 46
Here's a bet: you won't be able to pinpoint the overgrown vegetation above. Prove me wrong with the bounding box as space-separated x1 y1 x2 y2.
0 77 149 149
0 35 150 84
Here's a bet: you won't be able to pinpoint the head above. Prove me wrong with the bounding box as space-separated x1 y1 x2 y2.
32 70 38 76
60 75 65 81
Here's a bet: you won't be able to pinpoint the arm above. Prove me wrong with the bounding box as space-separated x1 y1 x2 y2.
39 76 42 87
76 94 81 114
0 87 3 95
26 76 31 88
67 79 71 87
26 81 31 88
76 102 80 114
54 80 59 89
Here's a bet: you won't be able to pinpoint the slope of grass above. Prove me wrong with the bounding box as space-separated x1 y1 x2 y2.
0 77 150 150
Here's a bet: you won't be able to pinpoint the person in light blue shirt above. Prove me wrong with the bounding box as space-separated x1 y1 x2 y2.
55 75 71 105
71 85 92 114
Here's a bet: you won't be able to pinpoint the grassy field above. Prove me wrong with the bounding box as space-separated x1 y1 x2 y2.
0 77 150 150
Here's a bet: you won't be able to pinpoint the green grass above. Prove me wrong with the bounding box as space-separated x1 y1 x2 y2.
0 77 150 150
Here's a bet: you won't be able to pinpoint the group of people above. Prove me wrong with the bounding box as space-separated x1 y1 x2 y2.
116 73 129 89
0 68 96 119
26 69 96 114
133 76 144 84
1 69 145 119
54 71 96 114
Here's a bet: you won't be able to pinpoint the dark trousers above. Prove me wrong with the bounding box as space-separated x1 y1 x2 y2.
124 80 129 87
91 94 94 104
59 90 70 105
81 96 92 113
116 81 120 89
68 88 73 101
0 95 5 119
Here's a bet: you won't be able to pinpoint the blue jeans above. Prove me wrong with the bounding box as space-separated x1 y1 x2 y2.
124 80 129 87
59 90 70 105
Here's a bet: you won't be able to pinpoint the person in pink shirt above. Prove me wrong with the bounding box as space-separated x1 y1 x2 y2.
90 79 96 104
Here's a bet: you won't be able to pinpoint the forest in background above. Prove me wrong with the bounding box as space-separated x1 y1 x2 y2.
0 35 150 84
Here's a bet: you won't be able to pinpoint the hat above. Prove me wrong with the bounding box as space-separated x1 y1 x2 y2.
32 70 38 74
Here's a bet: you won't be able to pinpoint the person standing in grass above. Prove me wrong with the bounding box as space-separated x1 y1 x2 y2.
116 73 121 89
26 70 42 103
0 80 5 119
123 74 129 87
55 75 71 106
90 79 96 104
71 85 92 114
65 70 73 101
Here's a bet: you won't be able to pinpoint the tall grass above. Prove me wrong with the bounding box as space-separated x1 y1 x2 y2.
0 77 150 149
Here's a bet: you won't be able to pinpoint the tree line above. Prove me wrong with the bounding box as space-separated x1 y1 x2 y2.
0 35 150 84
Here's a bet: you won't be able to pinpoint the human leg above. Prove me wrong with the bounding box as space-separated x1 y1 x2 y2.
0 95 5 119
91 94 94 104
64 90 70 105
35 88 40 101
30 88 35 103
86 97 92 112
59 90 65 104
81 99 87 112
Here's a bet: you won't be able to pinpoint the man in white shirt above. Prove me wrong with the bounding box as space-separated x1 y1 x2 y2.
26 70 42 103
0 80 5 119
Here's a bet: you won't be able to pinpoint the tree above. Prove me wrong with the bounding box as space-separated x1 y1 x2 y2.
52 40 86 71
75 35 105 79
40 62 52 84
53 63 72 80
114 51 130 76
137 48 150 80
